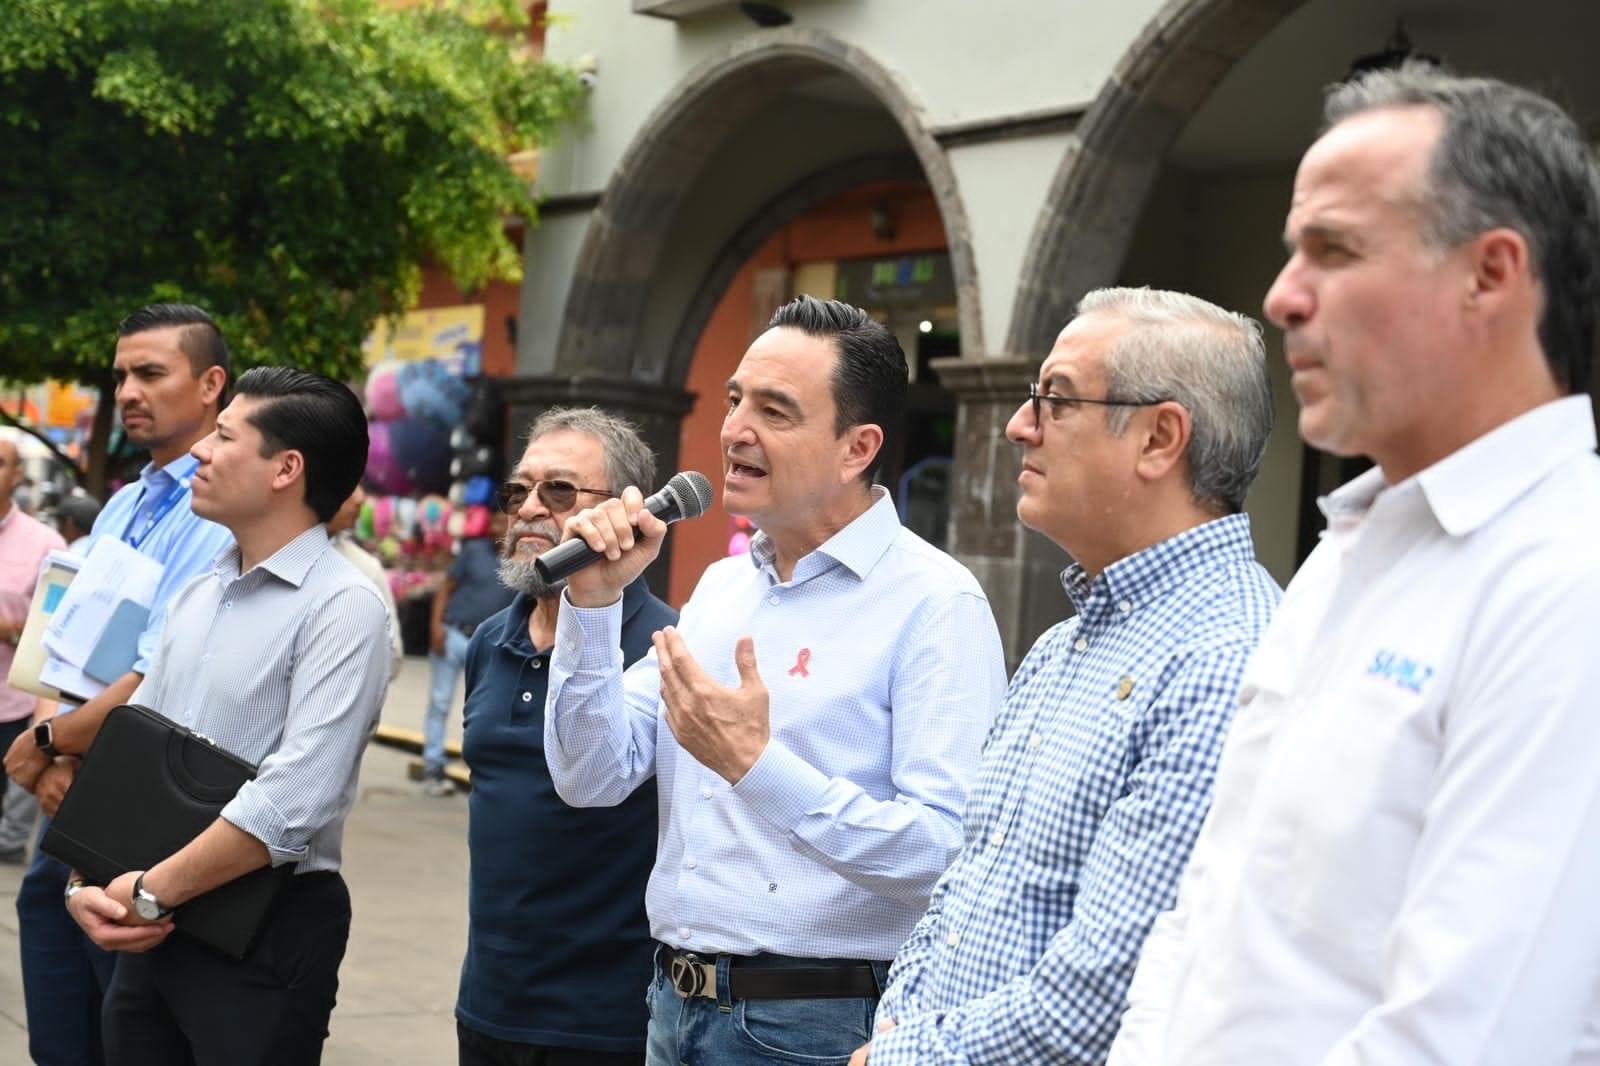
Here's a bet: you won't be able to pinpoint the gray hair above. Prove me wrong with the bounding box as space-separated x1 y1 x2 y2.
1077 287 1272 515
524 406 655 494
1324 62 1600 392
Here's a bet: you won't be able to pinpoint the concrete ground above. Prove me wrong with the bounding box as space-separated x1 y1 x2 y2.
0 655 473 1065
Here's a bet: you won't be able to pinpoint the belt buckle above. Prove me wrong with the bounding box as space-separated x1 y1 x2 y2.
669 952 710 998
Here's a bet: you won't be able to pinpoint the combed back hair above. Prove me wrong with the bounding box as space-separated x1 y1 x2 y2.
526 406 655 495
767 294 908 483
1324 62 1600 392
1077 287 1273 515
117 303 232 403
234 367 369 523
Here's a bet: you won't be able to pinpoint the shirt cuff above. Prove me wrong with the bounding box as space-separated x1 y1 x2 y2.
731 738 832 832
221 784 307 867
555 590 624 673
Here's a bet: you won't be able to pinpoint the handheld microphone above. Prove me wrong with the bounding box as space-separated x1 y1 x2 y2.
533 471 714 583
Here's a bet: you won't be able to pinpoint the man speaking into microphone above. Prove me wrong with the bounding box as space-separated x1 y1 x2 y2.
544 295 1007 1066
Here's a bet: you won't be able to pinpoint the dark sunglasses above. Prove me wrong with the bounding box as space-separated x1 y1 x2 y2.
496 479 616 515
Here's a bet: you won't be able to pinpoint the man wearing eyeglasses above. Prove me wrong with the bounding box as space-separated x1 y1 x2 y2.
418 501 515 796
851 287 1280 1066
453 407 676 1066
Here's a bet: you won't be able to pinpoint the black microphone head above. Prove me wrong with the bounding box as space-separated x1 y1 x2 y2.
664 471 714 520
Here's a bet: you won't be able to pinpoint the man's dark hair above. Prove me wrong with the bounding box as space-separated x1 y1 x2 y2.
1325 63 1600 392
117 303 233 404
234 367 369 523
767 295 907 483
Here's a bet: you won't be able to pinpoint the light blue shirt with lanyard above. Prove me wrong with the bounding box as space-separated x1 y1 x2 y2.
85 453 235 675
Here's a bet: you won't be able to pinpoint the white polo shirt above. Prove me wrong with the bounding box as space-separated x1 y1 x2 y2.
1110 395 1600 1065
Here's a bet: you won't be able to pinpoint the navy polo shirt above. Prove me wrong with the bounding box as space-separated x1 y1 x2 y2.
456 578 675 1051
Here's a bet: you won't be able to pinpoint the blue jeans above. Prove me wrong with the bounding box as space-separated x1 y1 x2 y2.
424 625 472 778
645 952 884 1066
17 819 118 1066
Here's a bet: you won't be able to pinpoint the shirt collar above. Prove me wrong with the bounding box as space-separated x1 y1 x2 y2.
1060 512 1258 616
496 575 654 656
1320 395 1597 537
0 504 14 534
747 486 900 581
140 452 201 490
216 524 330 587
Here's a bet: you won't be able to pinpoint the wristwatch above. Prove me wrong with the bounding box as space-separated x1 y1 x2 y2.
32 720 60 759
132 872 173 921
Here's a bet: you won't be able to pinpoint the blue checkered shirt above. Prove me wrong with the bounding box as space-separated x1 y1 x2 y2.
870 514 1280 1065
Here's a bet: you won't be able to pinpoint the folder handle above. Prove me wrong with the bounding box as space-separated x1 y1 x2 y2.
165 732 245 805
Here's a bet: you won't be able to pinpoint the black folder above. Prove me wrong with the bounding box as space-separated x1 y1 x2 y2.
41 704 293 959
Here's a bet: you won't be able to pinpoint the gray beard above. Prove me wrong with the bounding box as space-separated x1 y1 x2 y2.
497 552 565 600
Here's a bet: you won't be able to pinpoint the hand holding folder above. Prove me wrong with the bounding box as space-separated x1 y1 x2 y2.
41 704 293 959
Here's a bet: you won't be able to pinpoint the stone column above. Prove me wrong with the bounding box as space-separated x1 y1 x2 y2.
498 374 696 595
933 354 1070 669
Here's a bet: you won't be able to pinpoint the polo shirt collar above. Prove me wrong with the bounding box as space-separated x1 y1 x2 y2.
496 575 655 657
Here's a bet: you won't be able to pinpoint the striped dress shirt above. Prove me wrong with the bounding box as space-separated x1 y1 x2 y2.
870 515 1280 1065
546 488 1008 961
131 525 390 872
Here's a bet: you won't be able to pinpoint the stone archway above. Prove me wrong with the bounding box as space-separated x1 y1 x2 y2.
1005 0 1310 357
552 29 981 387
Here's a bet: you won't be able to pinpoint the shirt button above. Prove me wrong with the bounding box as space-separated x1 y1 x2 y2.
222 601 232 609
1074 638 1088 652
1028 734 1042 750
701 788 712 800
678 927 692 942
521 692 533 703
1119 601 1132 614
946 932 960 947
989 831 1005 847
768 594 780 606
686 858 697 870
531 660 543 671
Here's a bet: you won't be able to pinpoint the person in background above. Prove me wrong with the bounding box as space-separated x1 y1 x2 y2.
420 508 513 795
2 302 235 1066
53 493 103 554
328 484 403 682
0 435 65 865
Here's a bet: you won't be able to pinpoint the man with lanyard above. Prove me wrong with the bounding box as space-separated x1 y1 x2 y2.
546 296 1008 1065
3 303 234 1066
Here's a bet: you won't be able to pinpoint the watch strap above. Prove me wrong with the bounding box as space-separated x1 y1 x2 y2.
133 872 173 919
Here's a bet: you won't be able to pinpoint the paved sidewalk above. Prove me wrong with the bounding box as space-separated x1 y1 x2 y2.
0 655 472 1064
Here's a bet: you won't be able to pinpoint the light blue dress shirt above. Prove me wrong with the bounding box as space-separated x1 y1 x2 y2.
86 454 235 674
546 489 1008 960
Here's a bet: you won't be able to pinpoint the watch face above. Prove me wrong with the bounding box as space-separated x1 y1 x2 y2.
32 721 50 750
134 894 164 921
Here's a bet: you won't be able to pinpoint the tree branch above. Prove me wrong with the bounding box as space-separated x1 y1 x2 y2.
0 409 87 487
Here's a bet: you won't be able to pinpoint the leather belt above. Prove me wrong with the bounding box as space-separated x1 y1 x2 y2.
660 946 881 1001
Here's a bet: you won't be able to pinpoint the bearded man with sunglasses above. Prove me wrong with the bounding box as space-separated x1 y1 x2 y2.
453 407 676 1066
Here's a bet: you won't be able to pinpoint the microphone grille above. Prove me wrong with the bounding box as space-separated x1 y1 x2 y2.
667 471 715 519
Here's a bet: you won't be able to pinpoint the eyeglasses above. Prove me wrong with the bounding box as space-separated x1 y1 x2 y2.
496 479 616 515
1026 382 1170 428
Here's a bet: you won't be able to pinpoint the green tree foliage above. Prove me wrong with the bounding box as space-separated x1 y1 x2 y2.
0 0 583 385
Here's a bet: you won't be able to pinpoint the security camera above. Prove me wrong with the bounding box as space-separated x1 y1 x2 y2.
575 53 598 91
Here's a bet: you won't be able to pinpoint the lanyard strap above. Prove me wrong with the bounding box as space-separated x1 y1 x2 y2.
121 478 190 549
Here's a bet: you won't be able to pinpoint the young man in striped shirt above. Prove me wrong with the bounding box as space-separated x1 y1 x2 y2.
65 367 390 1066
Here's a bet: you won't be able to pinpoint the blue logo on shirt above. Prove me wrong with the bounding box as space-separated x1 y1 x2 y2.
1365 649 1434 695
